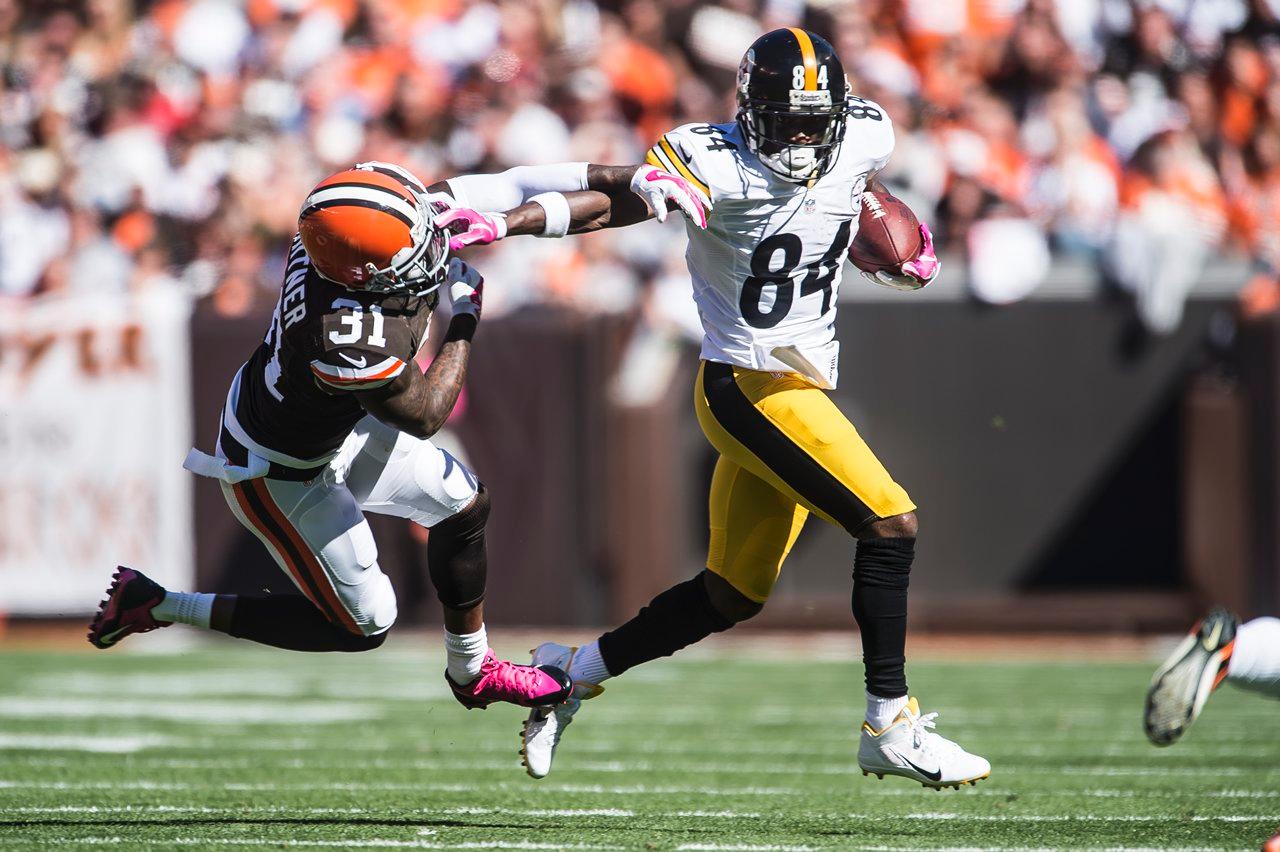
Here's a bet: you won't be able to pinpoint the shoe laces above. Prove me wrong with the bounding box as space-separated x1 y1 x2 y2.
483 659 545 695
905 708 938 749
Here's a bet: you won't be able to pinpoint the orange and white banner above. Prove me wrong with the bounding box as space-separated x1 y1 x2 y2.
0 289 194 615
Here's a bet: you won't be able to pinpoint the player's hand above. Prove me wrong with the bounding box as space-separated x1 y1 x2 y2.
434 208 508 252
861 222 940 291
630 165 711 228
446 257 483 319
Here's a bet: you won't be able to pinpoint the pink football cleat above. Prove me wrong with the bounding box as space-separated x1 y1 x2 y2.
87 567 171 649
447 651 573 709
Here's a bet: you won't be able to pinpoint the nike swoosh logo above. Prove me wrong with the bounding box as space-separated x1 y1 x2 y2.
338 353 367 368
890 749 942 781
1202 621 1223 651
98 627 128 645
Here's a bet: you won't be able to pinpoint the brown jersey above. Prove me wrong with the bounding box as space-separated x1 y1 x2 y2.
222 234 433 472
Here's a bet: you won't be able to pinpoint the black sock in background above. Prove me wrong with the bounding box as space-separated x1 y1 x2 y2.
226 594 385 652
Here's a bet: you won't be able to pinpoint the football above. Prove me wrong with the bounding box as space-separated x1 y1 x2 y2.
849 188 923 273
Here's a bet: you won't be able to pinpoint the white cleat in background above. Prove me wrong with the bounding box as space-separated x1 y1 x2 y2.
520 642 602 779
857 697 991 789
1144 607 1239 746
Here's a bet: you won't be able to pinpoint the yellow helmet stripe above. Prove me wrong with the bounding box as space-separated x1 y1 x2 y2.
788 27 818 91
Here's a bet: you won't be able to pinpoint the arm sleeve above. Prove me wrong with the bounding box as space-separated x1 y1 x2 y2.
445 162 590 212
310 349 407 392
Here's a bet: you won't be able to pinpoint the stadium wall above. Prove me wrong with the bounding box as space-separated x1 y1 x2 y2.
185 293 1272 631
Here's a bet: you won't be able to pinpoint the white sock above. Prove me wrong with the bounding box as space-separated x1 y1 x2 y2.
866 692 908 731
445 625 488 684
1227 617 1280 699
150 592 215 629
568 640 612 685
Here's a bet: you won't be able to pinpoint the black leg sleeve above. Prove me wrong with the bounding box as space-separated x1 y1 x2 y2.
427 487 489 610
852 536 914 697
226 595 386 652
597 573 735 676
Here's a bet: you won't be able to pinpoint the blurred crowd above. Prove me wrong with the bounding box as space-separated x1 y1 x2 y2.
3 0 1280 331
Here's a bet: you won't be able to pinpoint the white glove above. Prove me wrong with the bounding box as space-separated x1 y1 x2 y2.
446 258 483 319
629 165 711 227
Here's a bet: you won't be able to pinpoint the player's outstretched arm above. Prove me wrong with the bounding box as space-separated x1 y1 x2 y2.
355 259 483 440
435 164 708 250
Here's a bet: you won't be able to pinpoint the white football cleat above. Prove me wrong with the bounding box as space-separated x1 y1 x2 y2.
1144 607 1239 746
520 642 602 780
857 697 990 789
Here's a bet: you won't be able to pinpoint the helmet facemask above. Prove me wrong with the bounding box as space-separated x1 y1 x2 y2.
739 92 849 182
357 197 452 298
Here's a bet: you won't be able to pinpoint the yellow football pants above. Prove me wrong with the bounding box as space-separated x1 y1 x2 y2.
694 360 916 603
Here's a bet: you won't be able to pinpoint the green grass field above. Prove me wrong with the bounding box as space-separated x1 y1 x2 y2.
0 636 1275 850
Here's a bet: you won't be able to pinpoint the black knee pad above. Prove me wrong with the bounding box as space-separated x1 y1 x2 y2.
428 487 489 610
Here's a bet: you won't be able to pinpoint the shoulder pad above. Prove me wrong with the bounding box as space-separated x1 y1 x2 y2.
843 98 895 172
310 348 406 392
646 123 739 202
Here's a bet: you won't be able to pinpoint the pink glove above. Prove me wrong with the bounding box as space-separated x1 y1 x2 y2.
901 221 939 282
630 165 711 228
861 222 941 291
434 207 508 252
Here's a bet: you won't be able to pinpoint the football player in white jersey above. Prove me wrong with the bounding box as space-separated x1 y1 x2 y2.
443 28 989 789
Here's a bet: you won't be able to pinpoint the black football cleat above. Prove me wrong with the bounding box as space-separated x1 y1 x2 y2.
87 567 171 649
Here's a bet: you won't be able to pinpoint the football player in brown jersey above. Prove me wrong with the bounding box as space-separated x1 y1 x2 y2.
87 160 709 710
87 164 562 708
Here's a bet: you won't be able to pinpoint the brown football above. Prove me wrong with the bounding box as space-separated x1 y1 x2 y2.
849 189 923 273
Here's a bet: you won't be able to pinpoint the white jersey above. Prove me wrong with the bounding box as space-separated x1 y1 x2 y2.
645 101 894 389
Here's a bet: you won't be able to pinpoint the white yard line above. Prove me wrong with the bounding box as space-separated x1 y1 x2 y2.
858 847 1234 852
6 803 1274 824
23 840 624 850
0 734 183 753
903 813 1280 822
676 846 814 851
4 805 761 819
0 697 377 725
1057 766 1278 777
14 739 1259 760
5 778 1278 802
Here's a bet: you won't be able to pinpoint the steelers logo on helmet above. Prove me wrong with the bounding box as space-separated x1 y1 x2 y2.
736 28 851 182
298 164 450 298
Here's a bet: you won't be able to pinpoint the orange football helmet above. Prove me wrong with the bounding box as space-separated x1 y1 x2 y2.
298 162 449 296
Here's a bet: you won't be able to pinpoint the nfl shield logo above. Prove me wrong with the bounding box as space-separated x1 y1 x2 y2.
803 198 817 214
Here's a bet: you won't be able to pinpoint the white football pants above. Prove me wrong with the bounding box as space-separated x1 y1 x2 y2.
1227 617 1280 699
219 415 479 636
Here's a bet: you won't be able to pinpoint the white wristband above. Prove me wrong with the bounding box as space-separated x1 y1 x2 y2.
530 192 571 238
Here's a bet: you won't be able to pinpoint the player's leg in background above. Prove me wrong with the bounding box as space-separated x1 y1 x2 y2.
342 415 571 707
1226 616 1280 697
217 474 398 649
577 455 807 686
520 455 805 777
89 473 395 652
1142 608 1280 745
